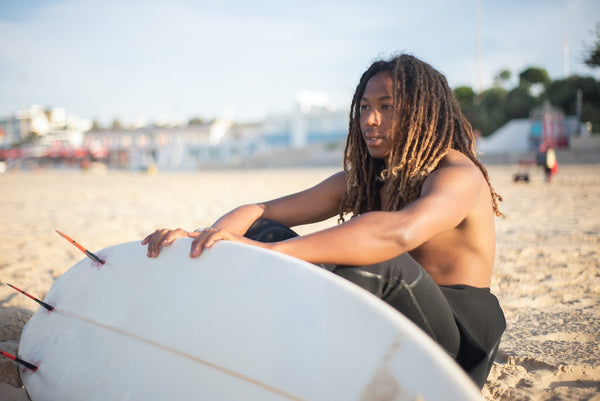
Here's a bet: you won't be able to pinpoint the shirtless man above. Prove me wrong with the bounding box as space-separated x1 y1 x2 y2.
143 54 505 388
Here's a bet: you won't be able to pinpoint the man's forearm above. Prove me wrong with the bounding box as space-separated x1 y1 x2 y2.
212 204 266 235
269 212 405 266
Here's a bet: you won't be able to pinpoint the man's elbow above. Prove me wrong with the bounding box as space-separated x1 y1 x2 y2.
388 227 420 253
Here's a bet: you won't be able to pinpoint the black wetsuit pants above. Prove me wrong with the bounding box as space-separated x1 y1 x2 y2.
244 218 505 388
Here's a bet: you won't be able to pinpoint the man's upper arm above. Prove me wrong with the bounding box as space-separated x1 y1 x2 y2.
392 164 483 246
421 164 482 220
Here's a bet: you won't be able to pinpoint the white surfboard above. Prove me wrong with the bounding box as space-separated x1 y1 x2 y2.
18 239 483 401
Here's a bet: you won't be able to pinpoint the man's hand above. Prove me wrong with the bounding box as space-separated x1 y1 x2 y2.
188 227 259 258
142 228 190 257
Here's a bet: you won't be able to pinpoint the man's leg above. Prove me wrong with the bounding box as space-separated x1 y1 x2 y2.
332 254 461 358
244 218 299 242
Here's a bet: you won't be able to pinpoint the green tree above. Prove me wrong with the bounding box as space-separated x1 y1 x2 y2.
547 75 600 131
480 87 507 110
519 67 551 88
505 86 539 119
111 119 123 130
493 69 512 87
188 117 206 125
453 86 491 135
455 86 510 136
584 23 600 68
454 86 476 108
478 87 509 135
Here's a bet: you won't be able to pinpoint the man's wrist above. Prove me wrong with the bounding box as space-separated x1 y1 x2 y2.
193 226 214 232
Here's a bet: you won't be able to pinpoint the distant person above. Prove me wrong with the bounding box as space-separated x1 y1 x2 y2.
538 146 558 182
143 54 506 388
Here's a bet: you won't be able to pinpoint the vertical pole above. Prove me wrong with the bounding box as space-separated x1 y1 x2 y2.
475 0 483 94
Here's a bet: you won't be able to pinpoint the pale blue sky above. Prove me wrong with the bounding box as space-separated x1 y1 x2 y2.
1 0 599 125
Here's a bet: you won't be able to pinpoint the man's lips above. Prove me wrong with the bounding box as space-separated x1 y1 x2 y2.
364 132 385 145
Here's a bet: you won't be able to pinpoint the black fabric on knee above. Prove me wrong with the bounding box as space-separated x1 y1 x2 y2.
384 269 460 358
244 219 335 270
244 218 299 242
331 253 421 296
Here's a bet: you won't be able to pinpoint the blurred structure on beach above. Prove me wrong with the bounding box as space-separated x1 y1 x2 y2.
0 91 347 172
477 101 599 165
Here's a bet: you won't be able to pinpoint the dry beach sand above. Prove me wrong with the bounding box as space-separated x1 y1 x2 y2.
0 163 599 400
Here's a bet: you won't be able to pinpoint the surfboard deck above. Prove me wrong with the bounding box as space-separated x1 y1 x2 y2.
18 239 482 401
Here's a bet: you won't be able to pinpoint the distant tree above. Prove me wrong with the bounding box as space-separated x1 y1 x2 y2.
453 86 476 108
456 86 509 136
517 66 551 98
454 86 485 135
505 86 539 119
547 75 600 131
111 119 123 130
498 69 511 81
493 69 512 87
460 103 486 135
91 120 102 131
584 23 600 68
478 87 509 135
546 77 580 114
519 67 551 88
188 117 206 125
480 87 507 110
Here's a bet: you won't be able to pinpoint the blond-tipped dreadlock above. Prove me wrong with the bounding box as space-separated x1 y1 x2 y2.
339 54 503 222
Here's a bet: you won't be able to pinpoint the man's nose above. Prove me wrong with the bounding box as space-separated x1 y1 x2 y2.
365 109 380 126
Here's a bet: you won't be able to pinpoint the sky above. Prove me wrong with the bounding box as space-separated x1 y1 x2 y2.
1 0 599 126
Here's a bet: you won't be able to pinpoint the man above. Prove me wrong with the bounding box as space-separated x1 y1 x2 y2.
143 54 505 388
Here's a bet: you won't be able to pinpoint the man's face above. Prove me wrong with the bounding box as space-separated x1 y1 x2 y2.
359 70 394 162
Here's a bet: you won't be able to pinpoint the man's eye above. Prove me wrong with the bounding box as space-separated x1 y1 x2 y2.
359 105 369 112
382 104 393 110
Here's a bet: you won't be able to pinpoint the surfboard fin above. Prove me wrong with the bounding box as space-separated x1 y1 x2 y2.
0 351 38 371
5 283 54 311
55 229 105 264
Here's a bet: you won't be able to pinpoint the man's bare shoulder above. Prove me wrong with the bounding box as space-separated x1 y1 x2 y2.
321 170 347 194
424 150 483 191
437 149 479 170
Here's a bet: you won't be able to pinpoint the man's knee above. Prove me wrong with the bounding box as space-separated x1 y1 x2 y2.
384 272 460 358
244 218 298 242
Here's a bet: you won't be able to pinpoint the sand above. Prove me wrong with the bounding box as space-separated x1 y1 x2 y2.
0 163 599 400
